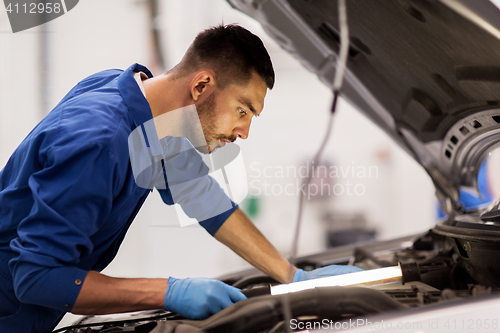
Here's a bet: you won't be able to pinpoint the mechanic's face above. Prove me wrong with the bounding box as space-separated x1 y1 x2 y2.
196 72 267 154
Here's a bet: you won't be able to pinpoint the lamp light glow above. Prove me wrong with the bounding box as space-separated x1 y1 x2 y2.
271 266 403 296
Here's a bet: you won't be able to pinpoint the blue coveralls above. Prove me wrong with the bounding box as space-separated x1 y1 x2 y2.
0 63 237 332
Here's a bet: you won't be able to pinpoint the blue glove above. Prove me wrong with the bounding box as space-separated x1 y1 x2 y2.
164 277 247 320
293 265 363 282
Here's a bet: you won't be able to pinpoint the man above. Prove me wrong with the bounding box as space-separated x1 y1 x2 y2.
0 24 360 332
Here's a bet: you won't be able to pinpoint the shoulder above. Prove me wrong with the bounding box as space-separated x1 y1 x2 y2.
32 90 135 167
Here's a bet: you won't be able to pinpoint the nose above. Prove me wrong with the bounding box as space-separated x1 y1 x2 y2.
234 118 251 140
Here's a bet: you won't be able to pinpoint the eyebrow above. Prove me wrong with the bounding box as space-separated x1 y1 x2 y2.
241 99 260 117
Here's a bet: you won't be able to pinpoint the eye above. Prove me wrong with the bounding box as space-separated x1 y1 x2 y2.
238 108 247 116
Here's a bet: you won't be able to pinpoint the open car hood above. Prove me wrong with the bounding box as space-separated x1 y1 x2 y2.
227 0 500 215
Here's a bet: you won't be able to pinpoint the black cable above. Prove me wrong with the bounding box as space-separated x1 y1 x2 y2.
354 246 395 267
419 260 448 273
232 275 279 289
51 312 175 333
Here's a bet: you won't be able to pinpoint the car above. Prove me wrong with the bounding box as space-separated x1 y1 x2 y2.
55 0 500 332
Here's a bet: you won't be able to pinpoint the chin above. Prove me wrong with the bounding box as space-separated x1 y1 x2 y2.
194 142 219 155
194 145 210 155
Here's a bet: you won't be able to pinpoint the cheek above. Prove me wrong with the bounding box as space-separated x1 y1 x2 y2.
211 95 237 133
213 109 235 132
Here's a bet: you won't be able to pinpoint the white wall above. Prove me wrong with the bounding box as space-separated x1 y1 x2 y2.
0 0 437 328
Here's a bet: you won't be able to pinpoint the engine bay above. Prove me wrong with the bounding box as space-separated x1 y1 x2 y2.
56 228 500 333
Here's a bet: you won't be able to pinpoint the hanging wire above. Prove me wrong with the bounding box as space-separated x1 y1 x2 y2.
282 0 350 331
147 0 167 72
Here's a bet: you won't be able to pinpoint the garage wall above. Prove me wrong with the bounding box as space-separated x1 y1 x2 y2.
0 0 437 328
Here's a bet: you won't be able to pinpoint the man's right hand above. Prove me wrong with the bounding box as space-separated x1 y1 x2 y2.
163 277 247 320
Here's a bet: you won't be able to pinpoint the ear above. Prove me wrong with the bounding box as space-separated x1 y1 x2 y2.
189 70 217 102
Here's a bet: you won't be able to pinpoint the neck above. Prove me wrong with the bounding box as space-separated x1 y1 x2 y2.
143 73 193 118
142 73 206 148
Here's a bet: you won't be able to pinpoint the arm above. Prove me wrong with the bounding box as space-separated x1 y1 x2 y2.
73 271 246 319
72 271 167 315
214 208 297 284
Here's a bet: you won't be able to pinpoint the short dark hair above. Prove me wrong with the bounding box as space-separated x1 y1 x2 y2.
175 24 275 89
